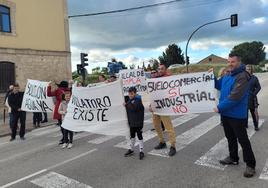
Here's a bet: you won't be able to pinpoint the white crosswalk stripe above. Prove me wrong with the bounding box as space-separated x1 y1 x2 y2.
114 114 199 150
148 115 221 157
30 172 92 188
260 159 268 180
88 135 116 144
195 119 265 170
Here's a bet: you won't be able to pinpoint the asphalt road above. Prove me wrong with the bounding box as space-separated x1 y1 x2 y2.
0 73 267 188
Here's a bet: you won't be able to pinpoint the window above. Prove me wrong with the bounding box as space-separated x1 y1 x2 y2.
0 5 11 33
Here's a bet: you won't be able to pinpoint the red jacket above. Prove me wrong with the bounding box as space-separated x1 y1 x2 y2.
47 86 69 120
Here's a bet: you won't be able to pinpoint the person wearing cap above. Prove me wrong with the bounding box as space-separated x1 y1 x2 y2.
47 80 70 145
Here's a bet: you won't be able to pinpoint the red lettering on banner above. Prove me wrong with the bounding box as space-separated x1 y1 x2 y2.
172 104 188 114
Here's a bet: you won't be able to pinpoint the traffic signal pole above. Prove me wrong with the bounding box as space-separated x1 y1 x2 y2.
185 14 238 73
77 53 89 86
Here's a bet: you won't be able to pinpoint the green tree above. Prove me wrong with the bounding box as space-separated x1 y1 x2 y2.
101 67 108 74
230 41 266 65
149 58 159 70
92 66 101 74
158 44 185 67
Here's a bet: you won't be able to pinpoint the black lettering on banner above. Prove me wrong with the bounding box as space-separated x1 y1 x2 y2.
36 100 53 112
26 83 47 100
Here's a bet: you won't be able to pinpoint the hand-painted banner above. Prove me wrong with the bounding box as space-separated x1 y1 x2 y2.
147 72 216 116
119 69 147 96
21 79 54 112
61 80 129 136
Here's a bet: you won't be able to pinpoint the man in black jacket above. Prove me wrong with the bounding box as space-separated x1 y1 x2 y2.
8 83 26 141
246 65 261 130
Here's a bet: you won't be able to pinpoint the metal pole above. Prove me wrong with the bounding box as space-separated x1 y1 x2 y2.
185 17 231 73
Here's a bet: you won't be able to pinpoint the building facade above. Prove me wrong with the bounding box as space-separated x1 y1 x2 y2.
0 0 71 94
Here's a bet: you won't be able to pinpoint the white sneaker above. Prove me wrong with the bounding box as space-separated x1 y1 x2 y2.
61 143 67 149
67 143 73 149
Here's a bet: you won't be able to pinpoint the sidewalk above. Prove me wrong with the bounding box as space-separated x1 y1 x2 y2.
0 112 56 138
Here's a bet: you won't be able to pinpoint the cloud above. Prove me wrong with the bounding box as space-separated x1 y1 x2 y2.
68 0 268 70
252 17 267 25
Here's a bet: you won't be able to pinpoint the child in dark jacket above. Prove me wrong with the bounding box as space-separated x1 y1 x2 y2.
124 87 145 160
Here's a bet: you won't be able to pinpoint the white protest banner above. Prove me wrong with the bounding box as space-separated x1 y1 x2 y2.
147 72 216 116
21 79 54 112
61 80 129 136
119 69 147 96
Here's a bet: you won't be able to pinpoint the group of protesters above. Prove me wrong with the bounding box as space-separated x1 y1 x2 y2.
3 53 262 177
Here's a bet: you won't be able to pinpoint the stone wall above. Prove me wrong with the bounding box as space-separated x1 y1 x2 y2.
0 47 72 115
0 47 72 91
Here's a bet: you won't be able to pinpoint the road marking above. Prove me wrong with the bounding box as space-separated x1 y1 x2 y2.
0 143 55 164
114 114 199 149
260 159 268 180
148 115 221 158
0 132 92 164
195 119 265 170
30 172 93 188
88 135 116 144
30 127 59 136
0 149 97 188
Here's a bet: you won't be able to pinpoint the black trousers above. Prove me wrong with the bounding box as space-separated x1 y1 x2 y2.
64 129 73 144
222 116 256 168
33 112 42 125
249 108 259 128
42 112 48 121
11 111 26 139
130 127 143 140
58 119 65 142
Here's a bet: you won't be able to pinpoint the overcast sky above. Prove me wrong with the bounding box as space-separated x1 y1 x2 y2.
67 0 268 72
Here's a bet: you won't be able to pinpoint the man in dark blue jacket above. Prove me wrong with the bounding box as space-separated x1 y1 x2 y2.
214 54 256 178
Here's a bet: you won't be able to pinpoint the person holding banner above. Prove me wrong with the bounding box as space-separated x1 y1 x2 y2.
149 64 177 157
58 91 73 149
8 83 26 141
47 81 69 145
214 54 256 178
124 87 145 160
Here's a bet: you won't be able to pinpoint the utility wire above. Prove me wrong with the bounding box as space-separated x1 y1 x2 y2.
69 0 224 20
68 0 188 18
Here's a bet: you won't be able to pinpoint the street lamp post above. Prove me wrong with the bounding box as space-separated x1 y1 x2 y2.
185 14 238 73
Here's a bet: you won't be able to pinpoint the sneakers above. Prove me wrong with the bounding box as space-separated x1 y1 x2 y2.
244 166 256 178
219 157 239 165
61 143 67 149
67 143 73 149
255 127 259 131
168 146 176 157
154 142 167 150
139 152 145 160
124 149 134 157
20 137 25 141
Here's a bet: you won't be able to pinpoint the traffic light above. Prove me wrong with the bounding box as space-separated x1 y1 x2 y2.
80 53 89 67
231 14 238 27
77 64 82 75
